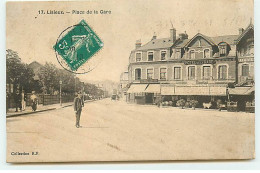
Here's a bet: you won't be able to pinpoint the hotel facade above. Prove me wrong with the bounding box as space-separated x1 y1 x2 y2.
126 23 254 111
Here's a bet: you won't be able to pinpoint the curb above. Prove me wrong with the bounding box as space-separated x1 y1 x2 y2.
6 99 97 118
6 108 56 118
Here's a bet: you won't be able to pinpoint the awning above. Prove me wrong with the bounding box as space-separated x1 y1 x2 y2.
161 86 175 95
228 86 255 95
144 84 160 93
127 84 148 93
175 86 210 95
209 87 227 96
161 85 227 96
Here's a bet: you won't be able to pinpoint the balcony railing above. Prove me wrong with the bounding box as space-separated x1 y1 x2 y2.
132 78 235 85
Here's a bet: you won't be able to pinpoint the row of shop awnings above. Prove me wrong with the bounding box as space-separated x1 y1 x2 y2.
127 84 254 96
161 86 227 96
127 84 160 93
228 86 255 95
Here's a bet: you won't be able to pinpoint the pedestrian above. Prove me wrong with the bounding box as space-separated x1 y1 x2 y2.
74 91 84 128
21 90 26 111
6 89 10 113
14 90 22 112
30 91 38 111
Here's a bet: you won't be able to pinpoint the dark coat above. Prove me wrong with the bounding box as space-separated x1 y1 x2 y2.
74 96 84 112
14 93 21 103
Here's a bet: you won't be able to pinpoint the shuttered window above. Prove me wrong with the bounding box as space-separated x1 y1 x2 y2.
203 66 211 79
148 52 154 61
147 69 153 79
160 68 167 80
174 67 181 80
218 65 227 79
188 66 195 80
136 53 141 62
242 64 249 76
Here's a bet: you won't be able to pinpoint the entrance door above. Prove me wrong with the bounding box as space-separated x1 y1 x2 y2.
145 93 154 104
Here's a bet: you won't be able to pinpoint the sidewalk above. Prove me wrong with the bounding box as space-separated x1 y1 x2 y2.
6 100 94 118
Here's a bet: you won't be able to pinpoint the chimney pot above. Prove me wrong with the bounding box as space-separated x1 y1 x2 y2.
239 28 244 35
135 39 142 49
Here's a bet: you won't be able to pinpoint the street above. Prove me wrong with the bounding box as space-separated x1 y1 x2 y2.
6 99 255 162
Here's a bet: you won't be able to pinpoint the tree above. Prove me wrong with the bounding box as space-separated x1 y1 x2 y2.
57 69 77 94
38 63 59 94
6 49 37 93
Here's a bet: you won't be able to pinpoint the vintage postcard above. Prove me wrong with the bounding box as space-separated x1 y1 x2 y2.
6 0 255 162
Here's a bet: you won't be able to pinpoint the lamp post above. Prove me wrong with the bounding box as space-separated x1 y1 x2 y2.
59 80 62 106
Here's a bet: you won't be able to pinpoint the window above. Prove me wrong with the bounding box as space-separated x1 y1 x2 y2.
160 68 167 80
161 51 166 60
249 44 254 55
204 49 210 58
175 50 181 59
188 66 195 80
147 69 153 79
189 50 195 59
203 66 211 80
135 69 141 80
242 64 249 76
218 65 227 79
136 53 141 62
148 52 154 61
174 67 181 80
219 45 226 57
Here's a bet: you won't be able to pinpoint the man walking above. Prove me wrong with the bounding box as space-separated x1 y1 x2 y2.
74 91 84 128
14 90 22 112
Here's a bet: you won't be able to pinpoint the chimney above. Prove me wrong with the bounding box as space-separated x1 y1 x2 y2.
179 32 188 40
170 28 176 42
151 32 157 40
239 28 244 35
135 39 142 49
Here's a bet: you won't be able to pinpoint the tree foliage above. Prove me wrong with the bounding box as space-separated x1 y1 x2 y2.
6 49 105 97
6 49 39 93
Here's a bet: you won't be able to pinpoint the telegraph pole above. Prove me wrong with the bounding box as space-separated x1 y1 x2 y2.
59 80 62 106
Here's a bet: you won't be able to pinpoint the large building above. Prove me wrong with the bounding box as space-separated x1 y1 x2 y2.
126 23 254 110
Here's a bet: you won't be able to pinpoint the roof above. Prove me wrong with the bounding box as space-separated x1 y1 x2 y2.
135 37 174 51
135 31 240 51
175 38 190 47
236 23 254 43
210 35 238 45
183 33 216 47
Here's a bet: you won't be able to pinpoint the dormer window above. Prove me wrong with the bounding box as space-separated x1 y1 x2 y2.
148 52 154 61
219 43 227 57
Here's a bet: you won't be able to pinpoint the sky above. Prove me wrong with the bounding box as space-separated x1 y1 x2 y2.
6 0 254 83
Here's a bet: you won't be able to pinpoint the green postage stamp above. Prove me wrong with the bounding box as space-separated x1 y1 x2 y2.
54 19 104 72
